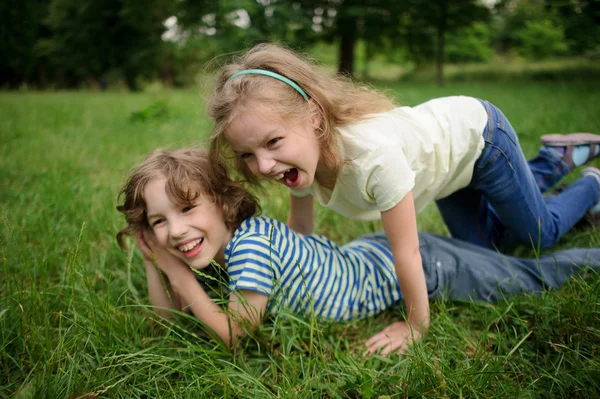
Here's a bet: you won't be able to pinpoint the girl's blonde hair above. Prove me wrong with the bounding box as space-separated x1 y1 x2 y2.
208 42 396 184
116 147 260 250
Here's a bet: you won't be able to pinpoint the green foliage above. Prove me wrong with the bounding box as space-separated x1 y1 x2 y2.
545 0 600 55
129 100 169 122
518 19 568 60
445 23 494 63
5 0 600 89
493 0 597 58
30 0 171 90
1 82 600 396
0 0 50 88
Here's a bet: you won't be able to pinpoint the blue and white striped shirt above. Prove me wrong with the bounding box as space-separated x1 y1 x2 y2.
224 216 402 321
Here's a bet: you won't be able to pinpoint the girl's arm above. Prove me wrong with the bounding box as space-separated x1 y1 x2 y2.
365 191 430 355
287 193 314 235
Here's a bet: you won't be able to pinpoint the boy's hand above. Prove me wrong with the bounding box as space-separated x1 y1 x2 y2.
136 229 190 280
364 321 422 356
135 230 155 263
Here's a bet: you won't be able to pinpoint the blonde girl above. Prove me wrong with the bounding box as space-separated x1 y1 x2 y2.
207 43 600 355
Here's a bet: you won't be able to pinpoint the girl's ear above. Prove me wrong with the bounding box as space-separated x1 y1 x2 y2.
309 99 322 130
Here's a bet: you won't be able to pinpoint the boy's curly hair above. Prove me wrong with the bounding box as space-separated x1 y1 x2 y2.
116 147 260 250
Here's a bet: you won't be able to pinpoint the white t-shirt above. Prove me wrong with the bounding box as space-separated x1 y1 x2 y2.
290 96 488 221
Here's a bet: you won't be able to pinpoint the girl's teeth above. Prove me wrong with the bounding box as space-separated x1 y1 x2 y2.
276 169 292 180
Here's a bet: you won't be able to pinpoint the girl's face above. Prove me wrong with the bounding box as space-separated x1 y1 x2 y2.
144 178 232 269
225 104 322 191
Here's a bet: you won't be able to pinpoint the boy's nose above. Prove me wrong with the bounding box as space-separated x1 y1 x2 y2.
168 218 188 238
257 156 276 175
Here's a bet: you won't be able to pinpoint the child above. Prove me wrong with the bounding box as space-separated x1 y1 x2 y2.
117 148 600 353
206 43 600 354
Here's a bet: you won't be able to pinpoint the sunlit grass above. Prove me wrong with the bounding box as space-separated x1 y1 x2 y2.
1 81 599 397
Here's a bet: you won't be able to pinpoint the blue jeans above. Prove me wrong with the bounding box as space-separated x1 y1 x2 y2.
419 232 600 301
436 99 600 251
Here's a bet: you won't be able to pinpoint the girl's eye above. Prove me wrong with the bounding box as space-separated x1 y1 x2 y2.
182 205 195 213
240 153 253 160
267 137 281 147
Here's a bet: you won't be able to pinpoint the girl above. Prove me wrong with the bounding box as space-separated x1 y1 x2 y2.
117 148 600 351
207 43 600 354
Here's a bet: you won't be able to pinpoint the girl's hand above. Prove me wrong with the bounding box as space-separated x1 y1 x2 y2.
365 321 422 356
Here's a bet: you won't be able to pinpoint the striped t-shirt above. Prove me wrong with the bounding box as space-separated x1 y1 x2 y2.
224 216 402 321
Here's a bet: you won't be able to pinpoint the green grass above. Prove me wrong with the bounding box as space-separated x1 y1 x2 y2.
1 81 600 398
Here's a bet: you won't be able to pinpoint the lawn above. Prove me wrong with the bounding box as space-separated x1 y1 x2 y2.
1 81 600 398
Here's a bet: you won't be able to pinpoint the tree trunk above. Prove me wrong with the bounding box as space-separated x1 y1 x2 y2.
161 54 174 88
361 40 372 79
124 71 138 92
436 0 448 87
36 58 48 90
337 15 358 77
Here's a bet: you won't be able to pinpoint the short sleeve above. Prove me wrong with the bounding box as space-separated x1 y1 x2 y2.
227 232 281 296
289 186 312 198
365 146 416 212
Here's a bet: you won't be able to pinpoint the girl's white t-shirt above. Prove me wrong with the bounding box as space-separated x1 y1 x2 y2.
290 96 488 221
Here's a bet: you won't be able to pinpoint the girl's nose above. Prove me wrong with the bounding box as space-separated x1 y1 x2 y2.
256 155 276 175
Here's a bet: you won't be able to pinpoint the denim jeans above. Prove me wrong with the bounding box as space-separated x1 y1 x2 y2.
418 232 600 301
436 99 600 251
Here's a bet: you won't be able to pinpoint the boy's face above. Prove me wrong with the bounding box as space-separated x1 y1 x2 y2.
225 103 322 191
144 178 232 269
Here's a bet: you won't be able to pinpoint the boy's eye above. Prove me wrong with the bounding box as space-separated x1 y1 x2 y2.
239 153 253 160
151 218 165 227
267 137 281 147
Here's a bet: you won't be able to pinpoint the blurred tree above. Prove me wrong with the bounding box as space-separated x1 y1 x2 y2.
271 0 407 77
271 0 490 84
38 0 170 90
171 0 317 63
545 0 600 56
445 22 494 63
518 18 568 59
1 0 51 88
495 0 597 58
400 0 491 86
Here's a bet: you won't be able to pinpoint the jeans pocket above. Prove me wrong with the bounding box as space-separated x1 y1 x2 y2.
475 103 518 171
495 115 518 146
475 141 503 170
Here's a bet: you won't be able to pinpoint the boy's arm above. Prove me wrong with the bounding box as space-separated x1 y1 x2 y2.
137 232 183 317
139 230 268 347
365 191 430 355
287 193 314 235
169 273 268 347
143 259 182 317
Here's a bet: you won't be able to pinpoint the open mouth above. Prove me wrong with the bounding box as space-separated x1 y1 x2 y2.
275 168 300 188
177 238 204 258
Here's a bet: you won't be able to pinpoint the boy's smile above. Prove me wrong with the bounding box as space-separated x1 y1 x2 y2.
144 178 232 269
225 107 322 191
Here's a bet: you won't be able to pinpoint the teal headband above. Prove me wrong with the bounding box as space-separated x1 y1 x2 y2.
227 69 309 101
